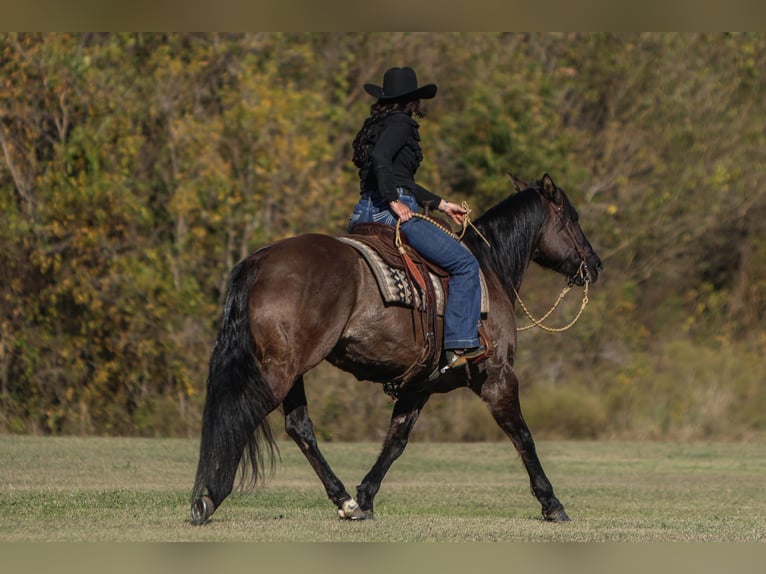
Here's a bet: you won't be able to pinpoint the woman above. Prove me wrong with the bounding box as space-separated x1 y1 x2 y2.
348 66 484 370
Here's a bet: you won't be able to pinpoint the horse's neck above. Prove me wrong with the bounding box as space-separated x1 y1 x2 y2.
471 196 542 300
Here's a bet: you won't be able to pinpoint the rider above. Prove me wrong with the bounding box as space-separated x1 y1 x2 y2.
348 66 485 370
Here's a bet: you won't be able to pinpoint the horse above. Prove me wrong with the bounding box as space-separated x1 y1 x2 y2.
190 172 603 525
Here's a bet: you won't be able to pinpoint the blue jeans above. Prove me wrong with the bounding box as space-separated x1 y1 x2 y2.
348 190 481 349
347 189 419 229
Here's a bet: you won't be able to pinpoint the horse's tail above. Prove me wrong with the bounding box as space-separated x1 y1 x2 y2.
191 258 279 507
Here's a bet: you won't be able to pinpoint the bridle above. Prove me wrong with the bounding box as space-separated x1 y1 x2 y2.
513 193 591 333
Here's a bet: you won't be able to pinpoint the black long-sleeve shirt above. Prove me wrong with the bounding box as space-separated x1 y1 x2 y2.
359 112 442 208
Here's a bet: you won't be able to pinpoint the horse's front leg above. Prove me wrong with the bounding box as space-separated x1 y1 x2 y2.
473 364 570 522
283 377 361 519
353 389 431 519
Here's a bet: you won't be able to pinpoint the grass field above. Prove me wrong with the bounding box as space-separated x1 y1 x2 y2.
0 436 764 543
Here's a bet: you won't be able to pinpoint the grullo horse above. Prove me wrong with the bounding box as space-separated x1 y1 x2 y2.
190 173 603 525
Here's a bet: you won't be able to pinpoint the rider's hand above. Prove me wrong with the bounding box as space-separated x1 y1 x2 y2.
390 200 414 222
439 200 467 226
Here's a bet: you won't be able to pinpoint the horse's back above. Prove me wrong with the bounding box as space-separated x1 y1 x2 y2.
247 232 365 307
252 233 362 284
243 234 367 371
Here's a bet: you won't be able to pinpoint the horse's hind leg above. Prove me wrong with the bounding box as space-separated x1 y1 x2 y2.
354 389 430 518
283 377 362 519
475 366 570 522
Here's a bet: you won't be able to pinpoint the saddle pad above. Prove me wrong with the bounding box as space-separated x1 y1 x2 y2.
338 237 489 316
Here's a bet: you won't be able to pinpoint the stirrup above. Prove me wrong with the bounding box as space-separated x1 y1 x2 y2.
440 345 487 374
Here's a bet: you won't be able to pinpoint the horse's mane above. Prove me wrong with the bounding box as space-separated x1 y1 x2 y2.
465 185 568 299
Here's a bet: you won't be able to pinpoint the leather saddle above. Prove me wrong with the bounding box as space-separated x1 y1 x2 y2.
344 220 493 399
348 221 451 298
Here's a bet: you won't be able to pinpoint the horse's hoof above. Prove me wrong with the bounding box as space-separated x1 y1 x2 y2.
337 498 374 521
190 495 215 525
543 505 571 522
347 508 375 520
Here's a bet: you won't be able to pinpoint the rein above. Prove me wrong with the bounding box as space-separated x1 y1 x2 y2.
454 201 491 246
513 263 590 333
395 200 589 333
394 201 490 248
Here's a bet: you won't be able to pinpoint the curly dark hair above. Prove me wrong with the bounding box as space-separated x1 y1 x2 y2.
352 99 425 169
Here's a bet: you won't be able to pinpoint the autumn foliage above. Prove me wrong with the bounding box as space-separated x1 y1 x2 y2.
1 33 765 439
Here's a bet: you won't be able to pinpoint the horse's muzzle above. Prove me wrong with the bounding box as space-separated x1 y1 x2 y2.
571 257 602 286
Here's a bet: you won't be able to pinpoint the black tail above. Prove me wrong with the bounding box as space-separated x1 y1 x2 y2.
191 258 279 506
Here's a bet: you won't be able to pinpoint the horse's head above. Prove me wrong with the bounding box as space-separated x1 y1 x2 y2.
523 173 603 286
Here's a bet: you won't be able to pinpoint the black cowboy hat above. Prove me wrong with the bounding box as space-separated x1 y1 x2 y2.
364 67 437 101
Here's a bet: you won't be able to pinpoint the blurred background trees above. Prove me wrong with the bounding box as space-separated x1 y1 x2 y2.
1 33 764 440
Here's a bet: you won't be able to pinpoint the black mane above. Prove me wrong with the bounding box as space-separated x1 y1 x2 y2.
465 187 546 298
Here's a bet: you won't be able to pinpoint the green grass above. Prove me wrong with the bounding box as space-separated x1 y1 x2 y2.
0 437 764 542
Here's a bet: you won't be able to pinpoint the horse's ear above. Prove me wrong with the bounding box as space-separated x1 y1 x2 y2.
508 172 529 192
540 173 563 206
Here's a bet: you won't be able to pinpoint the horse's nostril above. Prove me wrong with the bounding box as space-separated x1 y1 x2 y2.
590 257 603 273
